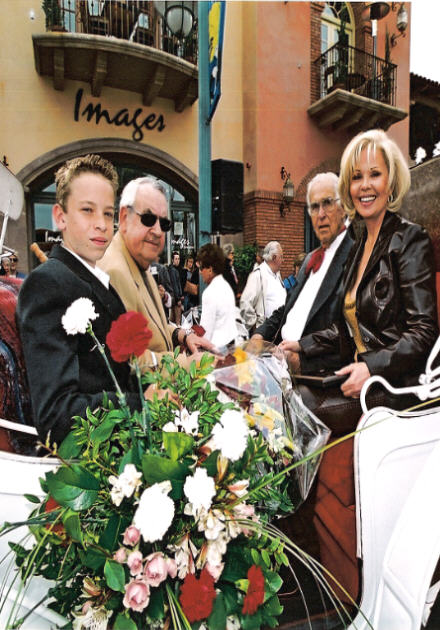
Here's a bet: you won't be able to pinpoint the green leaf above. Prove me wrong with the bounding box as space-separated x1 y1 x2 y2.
250 549 260 565
221 583 239 614
261 549 270 568
78 548 106 571
208 591 227 630
264 571 283 595
104 559 125 593
46 465 99 511
241 609 263 629
62 510 84 545
263 595 283 616
163 432 194 461
202 450 220 477
113 612 138 630
99 514 130 553
58 431 82 459
90 414 119 445
24 494 41 504
147 586 166 620
119 446 141 472
142 454 190 499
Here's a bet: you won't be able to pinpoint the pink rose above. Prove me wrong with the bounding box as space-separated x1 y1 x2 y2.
113 548 127 564
123 525 141 546
123 578 150 612
144 552 169 587
127 550 143 576
166 557 177 579
205 561 224 582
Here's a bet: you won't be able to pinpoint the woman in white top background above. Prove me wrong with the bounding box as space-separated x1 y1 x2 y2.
197 243 238 349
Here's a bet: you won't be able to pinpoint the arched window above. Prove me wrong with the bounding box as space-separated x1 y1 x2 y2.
321 2 354 53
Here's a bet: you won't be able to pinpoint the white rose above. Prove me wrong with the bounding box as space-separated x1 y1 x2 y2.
62 298 99 335
211 409 249 462
184 468 216 513
134 481 174 543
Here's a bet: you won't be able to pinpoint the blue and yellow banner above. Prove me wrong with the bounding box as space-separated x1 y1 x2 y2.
208 0 226 122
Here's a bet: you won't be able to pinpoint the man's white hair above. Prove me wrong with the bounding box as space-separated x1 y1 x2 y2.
263 241 282 262
119 176 168 213
306 172 339 214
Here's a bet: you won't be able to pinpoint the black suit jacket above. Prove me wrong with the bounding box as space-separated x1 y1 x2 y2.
16 245 141 445
255 232 353 372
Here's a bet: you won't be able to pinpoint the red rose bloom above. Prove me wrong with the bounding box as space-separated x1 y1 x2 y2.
242 564 265 615
106 312 153 362
179 568 216 623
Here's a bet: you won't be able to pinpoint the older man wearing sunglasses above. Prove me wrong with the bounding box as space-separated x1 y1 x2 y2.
100 176 214 369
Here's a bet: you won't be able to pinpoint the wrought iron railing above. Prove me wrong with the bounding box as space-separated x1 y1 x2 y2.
43 0 198 65
313 42 397 106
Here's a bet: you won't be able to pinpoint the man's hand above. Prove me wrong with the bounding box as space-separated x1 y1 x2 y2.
144 383 179 404
337 362 371 398
284 350 301 372
157 284 165 300
278 340 301 353
185 332 218 355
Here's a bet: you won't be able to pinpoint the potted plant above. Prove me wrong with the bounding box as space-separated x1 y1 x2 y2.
42 0 65 32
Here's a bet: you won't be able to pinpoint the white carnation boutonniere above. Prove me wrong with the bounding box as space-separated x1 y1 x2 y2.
62 297 99 335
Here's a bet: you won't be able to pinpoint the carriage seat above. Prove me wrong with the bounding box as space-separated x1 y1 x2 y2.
0 277 35 453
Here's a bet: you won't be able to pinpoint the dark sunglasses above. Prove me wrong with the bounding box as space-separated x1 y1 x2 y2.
133 209 171 232
10 257 18 262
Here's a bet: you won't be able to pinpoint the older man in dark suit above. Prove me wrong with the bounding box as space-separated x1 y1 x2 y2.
252 172 353 373
17 155 142 446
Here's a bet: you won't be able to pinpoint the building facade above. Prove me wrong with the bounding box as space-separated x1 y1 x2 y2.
1 1 411 276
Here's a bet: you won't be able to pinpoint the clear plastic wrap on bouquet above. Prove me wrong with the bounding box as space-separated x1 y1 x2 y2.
212 340 331 511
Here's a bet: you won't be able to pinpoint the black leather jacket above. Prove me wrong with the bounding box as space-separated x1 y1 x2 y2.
300 212 439 386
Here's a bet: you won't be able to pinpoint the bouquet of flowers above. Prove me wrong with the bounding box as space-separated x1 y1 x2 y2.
0 299 333 630
213 342 331 504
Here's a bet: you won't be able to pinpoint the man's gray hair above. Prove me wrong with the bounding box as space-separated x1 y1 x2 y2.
119 176 168 212
263 241 282 262
222 243 235 257
306 172 339 214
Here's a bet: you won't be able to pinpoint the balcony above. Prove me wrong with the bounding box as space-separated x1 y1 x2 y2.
33 0 198 112
308 42 407 132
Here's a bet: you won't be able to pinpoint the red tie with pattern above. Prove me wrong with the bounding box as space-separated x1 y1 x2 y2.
306 226 346 275
306 247 325 275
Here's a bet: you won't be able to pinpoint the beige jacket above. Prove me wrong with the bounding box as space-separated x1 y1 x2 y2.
99 232 175 369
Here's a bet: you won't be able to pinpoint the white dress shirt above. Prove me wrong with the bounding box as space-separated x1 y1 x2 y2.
63 245 110 288
260 261 286 319
281 229 347 341
200 274 238 348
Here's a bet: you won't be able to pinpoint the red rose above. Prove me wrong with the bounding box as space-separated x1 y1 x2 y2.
242 564 265 615
179 568 216 623
106 312 153 362
44 496 65 536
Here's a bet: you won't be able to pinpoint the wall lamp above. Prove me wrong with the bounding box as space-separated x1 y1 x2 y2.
391 3 408 46
279 166 294 217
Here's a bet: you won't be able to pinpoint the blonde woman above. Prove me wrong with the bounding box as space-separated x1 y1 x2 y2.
281 129 438 406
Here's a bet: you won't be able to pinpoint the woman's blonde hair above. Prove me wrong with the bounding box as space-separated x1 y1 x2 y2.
338 129 410 220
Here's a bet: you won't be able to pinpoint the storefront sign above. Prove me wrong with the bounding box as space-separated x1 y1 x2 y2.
73 89 166 142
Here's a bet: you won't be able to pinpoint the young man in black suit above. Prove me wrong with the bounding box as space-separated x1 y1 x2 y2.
17 154 142 446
